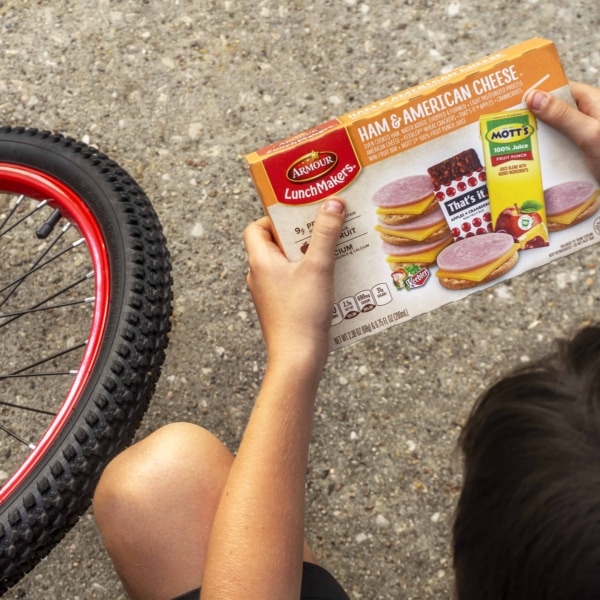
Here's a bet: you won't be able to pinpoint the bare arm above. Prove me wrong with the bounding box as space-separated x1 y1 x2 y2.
201 199 346 600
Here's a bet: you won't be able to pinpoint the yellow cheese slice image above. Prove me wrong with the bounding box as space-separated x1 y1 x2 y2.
376 222 446 242
436 244 517 282
548 190 599 225
386 237 452 264
376 194 436 216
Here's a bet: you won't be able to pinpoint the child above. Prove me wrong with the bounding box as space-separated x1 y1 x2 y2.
93 81 600 600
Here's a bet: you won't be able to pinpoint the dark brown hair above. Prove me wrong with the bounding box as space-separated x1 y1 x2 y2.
453 324 600 600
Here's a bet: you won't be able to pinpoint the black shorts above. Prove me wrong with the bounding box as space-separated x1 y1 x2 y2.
172 561 350 600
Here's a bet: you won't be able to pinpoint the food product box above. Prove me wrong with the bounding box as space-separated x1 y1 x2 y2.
245 38 600 351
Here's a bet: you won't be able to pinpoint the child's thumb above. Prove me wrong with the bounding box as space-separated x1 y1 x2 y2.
305 198 346 264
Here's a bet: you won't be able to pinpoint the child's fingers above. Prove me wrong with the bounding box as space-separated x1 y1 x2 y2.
571 81 600 121
243 216 274 254
525 88 600 152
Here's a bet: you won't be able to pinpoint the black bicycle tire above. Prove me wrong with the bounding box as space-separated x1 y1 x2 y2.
0 126 172 593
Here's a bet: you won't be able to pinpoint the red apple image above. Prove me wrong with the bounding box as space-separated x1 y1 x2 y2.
494 200 549 249
494 201 542 241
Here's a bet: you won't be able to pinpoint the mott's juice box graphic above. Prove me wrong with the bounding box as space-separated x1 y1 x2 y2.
246 38 600 351
480 109 550 250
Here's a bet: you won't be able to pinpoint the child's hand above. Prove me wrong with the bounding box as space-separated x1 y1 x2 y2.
243 198 346 366
526 82 600 183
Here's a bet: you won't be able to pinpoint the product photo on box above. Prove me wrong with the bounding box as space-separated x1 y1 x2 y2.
246 38 600 351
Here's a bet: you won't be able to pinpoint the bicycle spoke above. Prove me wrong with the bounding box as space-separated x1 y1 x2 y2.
0 297 93 319
0 424 35 450
0 194 24 234
0 399 55 416
0 371 78 380
0 273 93 329
0 220 71 310
0 237 86 298
0 341 87 381
0 199 48 239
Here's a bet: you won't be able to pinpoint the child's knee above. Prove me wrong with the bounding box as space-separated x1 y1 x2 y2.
93 422 233 531
149 422 234 478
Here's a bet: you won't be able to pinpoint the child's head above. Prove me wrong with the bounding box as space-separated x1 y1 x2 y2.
453 323 600 600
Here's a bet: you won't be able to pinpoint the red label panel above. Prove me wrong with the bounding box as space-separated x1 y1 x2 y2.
262 128 361 205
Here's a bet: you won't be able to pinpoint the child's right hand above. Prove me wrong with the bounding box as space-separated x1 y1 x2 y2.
526 82 600 183
243 198 346 368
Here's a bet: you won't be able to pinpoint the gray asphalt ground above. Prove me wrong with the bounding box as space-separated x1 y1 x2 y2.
1 1 599 598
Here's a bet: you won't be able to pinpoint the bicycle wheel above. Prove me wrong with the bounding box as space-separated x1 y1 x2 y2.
0 127 172 592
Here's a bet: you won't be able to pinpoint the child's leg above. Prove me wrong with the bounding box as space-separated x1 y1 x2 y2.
93 422 233 600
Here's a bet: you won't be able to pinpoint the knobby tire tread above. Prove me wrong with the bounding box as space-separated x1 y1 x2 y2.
0 127 173 593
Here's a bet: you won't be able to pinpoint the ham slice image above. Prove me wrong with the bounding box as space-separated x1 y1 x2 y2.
435 232 519 290
544 180 600 230
378 205 446 231
437 232 514 271
372 175 435 211
383 234 453 268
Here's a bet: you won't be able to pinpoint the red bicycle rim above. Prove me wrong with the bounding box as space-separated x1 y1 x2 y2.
0 164 110 503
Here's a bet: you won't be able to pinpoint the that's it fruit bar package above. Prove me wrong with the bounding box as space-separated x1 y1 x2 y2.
246 38 600 351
